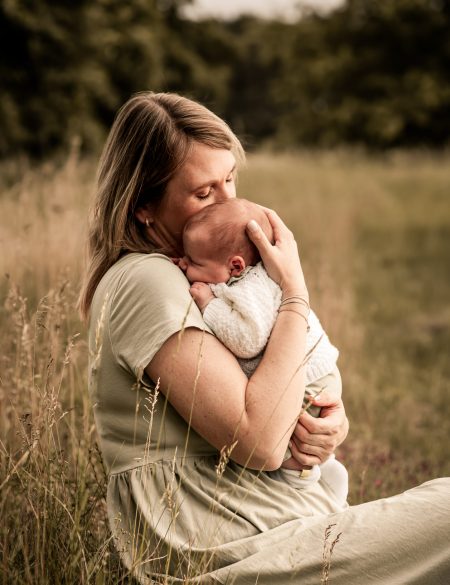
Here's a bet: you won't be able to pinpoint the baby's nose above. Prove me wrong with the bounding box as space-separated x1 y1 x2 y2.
179 257 188 271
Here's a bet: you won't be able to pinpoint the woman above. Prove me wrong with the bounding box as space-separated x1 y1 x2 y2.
80 92 450 584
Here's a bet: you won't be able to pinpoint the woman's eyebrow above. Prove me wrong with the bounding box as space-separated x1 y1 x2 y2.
190 164 237 192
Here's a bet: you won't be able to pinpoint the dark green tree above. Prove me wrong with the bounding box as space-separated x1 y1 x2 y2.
0 0 221 157
0 0 91 156
1 0 449 156
275 0 450 147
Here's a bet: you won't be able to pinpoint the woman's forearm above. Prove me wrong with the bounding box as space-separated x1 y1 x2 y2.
236 214 311 468
238 309 309 469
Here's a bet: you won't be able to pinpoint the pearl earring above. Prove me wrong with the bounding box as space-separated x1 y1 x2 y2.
145 218 150 227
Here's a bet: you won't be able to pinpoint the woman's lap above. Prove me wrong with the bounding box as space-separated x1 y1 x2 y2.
111 466 450 584
209 477 450 585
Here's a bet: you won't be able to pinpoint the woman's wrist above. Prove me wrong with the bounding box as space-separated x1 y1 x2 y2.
278 294 310 327
280 286 309 304
277 285 310 328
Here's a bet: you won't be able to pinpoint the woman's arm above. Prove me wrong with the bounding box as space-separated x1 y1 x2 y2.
147 210 309 471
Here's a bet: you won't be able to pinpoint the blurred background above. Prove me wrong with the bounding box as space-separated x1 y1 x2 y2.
1 0 449 157
1 2 449 583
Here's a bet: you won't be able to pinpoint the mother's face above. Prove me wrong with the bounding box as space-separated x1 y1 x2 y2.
144 142 237 255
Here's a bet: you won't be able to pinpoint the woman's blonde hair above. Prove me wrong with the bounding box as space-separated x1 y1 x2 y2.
78 91 245 320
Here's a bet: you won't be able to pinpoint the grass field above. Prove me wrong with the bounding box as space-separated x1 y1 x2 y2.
1 149 449 583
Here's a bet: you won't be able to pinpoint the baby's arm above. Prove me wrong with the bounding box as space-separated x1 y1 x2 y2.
189 282 215 312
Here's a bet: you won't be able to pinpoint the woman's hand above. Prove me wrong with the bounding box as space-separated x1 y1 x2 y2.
246 209 307 297
281 390 349 470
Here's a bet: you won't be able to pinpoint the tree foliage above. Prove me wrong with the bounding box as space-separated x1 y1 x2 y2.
0 0 449 157
275 0 450 147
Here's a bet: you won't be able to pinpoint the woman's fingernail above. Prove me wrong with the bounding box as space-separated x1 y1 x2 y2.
247 220 259 232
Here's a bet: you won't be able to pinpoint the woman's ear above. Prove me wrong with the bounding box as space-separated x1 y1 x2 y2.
135 206 154 226
229 256 246 276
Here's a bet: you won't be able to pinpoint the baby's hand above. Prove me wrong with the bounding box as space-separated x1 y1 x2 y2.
190 282 214 313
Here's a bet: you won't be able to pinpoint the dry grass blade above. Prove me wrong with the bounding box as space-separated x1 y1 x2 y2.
321 524 343 585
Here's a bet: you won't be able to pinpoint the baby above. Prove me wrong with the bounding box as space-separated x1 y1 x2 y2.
178 198 348 505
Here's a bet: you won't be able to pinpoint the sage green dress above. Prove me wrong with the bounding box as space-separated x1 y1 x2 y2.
89 253 450 584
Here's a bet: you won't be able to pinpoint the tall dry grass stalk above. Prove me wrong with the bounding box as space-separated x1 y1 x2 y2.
321 524 342 585
0 280 128 583
1 148 449 582
0 144 92 306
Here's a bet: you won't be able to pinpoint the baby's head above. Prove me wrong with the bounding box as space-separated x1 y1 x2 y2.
180 199 273 284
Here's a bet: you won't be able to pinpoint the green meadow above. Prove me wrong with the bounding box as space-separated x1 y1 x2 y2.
1 150 449 583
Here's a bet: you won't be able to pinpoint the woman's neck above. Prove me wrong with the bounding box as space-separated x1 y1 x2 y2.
146 223 183 257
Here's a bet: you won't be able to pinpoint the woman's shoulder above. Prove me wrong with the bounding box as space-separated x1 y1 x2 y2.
89 252 207 366
110 252 176 279
101 252 184 293
91 252 191 322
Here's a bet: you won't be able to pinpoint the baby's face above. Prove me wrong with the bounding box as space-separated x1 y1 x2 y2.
180 229 230 284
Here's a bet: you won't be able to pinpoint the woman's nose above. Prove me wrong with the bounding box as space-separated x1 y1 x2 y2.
216 185 235 202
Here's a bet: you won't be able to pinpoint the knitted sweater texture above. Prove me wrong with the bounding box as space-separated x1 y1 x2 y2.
203 262 339 383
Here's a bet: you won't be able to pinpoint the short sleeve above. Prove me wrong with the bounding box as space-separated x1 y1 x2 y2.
108 254 211 380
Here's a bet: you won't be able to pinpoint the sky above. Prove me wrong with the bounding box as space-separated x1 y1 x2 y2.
182 0 346 21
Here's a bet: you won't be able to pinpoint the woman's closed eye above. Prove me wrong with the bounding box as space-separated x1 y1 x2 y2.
195 189 212 200
195 174 234 200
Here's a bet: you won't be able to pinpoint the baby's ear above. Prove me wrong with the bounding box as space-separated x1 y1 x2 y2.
229 256 246 276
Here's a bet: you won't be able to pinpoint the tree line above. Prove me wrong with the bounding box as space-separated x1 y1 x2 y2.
1 0 449 158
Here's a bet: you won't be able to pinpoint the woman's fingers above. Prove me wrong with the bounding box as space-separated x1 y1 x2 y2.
290 395 349 464
290 428 337 466
260 208 285 242
289 437 323 467
293 420 337 449
258 206 293 243
246 219 272 255
246 208 291 252
308 388 340 408
299 395 348 438
246 209 306 295
292 417 348 465
298 411 337 435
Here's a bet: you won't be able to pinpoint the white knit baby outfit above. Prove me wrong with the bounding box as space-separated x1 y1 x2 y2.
203 262 348 504
204 262 339 381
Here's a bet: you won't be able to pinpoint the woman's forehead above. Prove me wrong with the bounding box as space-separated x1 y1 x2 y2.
178 143 236 189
